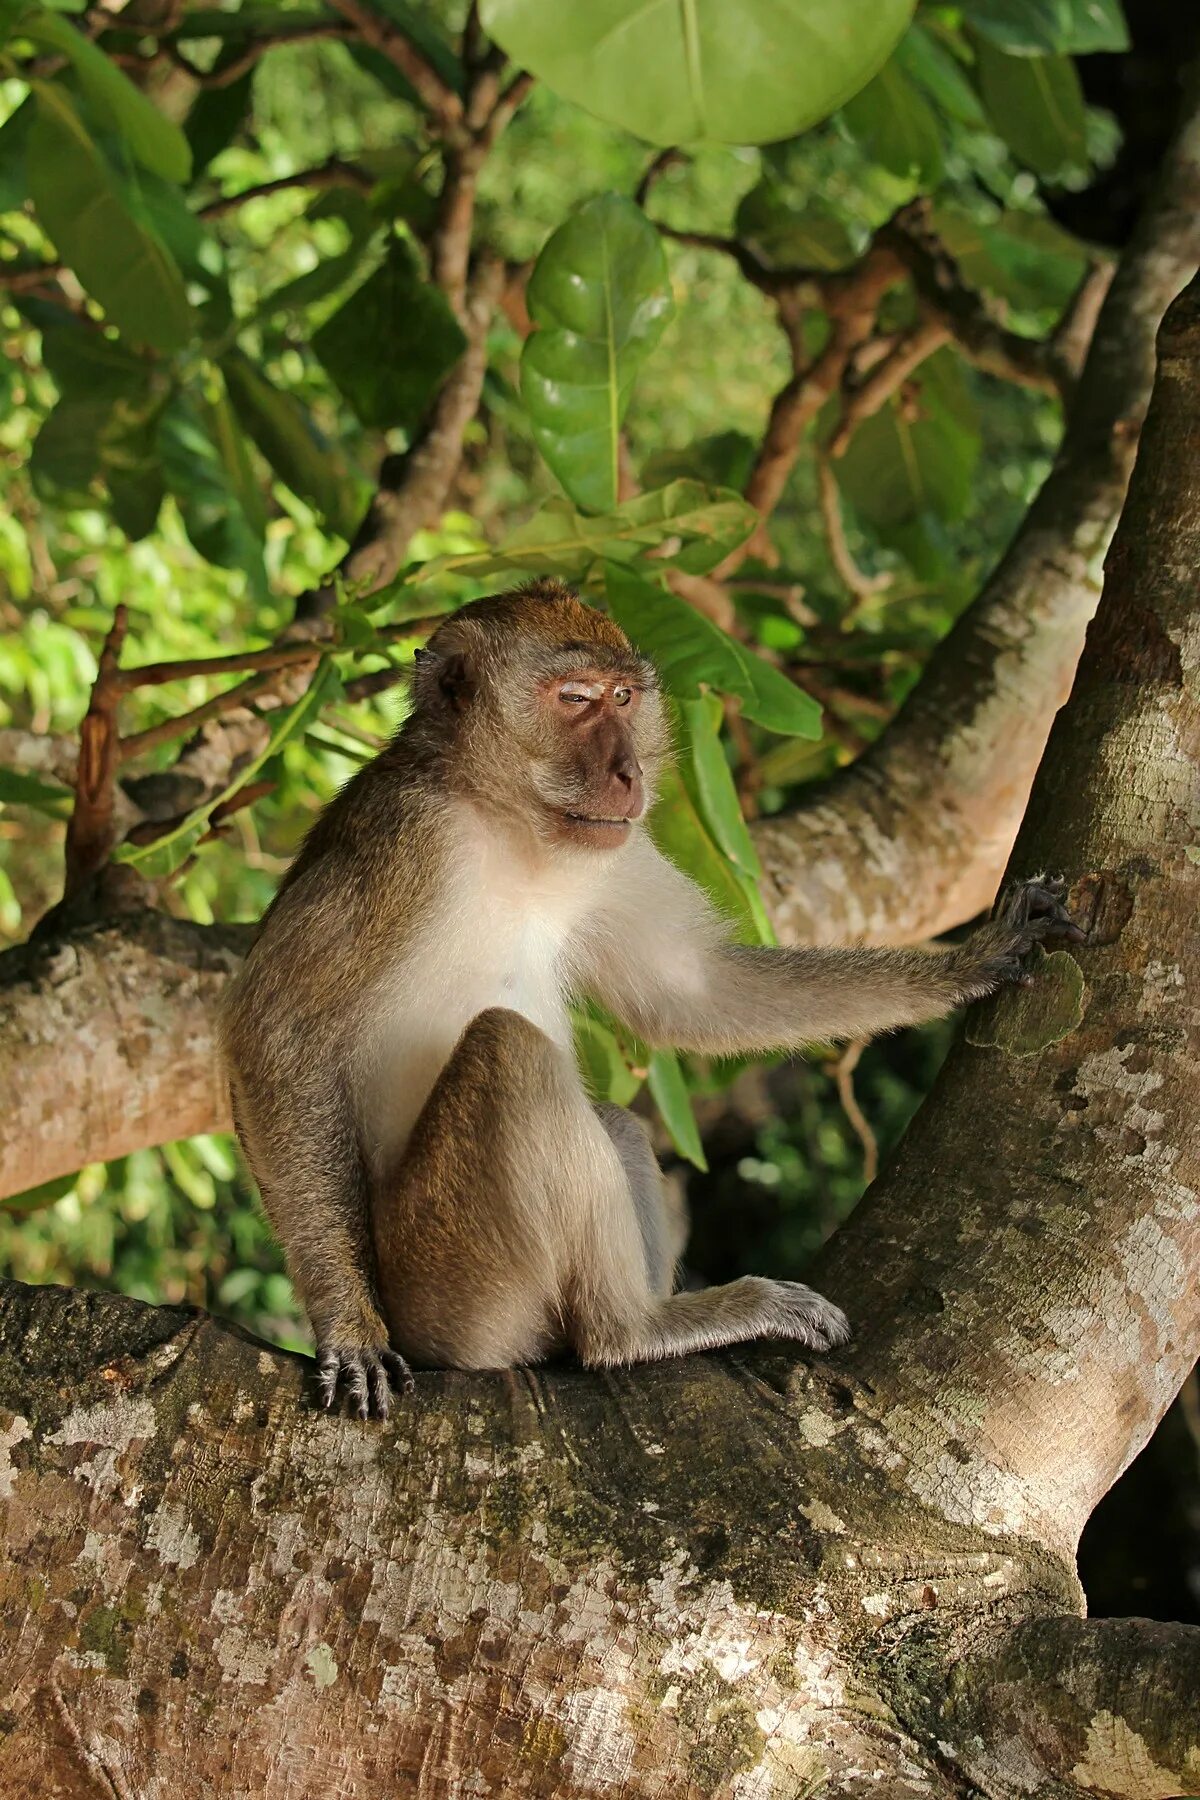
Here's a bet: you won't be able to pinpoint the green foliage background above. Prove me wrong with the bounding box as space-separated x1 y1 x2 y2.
0 0 1121 1348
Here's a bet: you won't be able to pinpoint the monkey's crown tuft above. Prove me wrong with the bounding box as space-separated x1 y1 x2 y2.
428 578 633 656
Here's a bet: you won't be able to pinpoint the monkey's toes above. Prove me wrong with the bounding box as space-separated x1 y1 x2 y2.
774 1283 852 1353
998 874 1086 945
316 1345 414 1419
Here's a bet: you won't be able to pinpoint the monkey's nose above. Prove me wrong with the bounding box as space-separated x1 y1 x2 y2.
612 753 640 792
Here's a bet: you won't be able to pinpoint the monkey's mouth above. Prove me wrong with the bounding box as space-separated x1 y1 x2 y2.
563 813 631 831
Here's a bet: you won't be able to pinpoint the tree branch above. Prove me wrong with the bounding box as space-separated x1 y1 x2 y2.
752 71 1200 948
198 158 372 221
324 0 463 129
947 1618 1200 1799
813 267 1200 1553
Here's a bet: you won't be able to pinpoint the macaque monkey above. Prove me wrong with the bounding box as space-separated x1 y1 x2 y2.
221 580 1080 1417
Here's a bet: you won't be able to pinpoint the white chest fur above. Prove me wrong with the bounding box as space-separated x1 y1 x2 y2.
358 810 597 1173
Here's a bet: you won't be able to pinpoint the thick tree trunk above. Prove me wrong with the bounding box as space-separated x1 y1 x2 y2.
2 276 1199 1798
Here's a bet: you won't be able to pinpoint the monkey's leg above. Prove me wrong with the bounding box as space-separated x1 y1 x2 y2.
372 1007 642 1371
593 1104 686 1298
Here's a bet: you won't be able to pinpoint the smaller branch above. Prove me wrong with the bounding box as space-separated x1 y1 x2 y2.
118 668 296 765
826 316 951 458
653 222 817 301
198 158 372 221
62 606 128 902
479 69 533 150
1053 257 1116 382
635 148 688 207
325 0 463 130
115 642 322 694
831 1040 877 1185
815 454 891 605
162 26 352 89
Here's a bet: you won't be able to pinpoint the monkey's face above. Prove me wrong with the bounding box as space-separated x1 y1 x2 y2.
415 584 669 853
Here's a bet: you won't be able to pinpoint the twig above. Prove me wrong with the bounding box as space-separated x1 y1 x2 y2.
827 316 951 459
635 148 689 206
114 642 322 693
325 0 464 130
833 1039 878 1186
198 158 372 221
162 26 352 89
815 454 891 605
118 668 297 764
63 605 128 901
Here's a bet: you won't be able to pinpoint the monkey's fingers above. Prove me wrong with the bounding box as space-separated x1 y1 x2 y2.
316 1348 342 1410
998 874 1086 944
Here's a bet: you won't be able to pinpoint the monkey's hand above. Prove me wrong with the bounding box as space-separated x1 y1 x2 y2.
953 874 1085 999
316 1340 415 1420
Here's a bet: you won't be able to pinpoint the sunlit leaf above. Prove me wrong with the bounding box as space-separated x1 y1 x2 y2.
521 193 674 513
415 482 756 586
27 82 193 351
604 563 822 738
647 1050 706 1169
313 240 466 432
481 0 913 146
22 11 192 180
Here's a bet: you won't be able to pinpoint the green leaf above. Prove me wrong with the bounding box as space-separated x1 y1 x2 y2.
964 0 1128 56
184 60 254 174
23 11 192 181
678 693 773 942
929 202 1087 318
116 660 343 876
0 764 73 818
834 347 980 533
30 394 110 502
35 311 150 400
0 95 35 211
102 383 168 538
604 563 822 738
647 1050 706 1169
894 24 985 126
416 481 757 586
312 241 466 432
651 755 759 937
158 390 265 584
735 180 860 272
573 1012 641 1107
841 53 944 188
972 42 1088 180
221 351 360 537
2 1171 79 1214
256 234 382 318
521 193 674 513
27 82 193 351
481 0 913 146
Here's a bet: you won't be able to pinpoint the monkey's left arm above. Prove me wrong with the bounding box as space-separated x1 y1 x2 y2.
571 844 1081 1056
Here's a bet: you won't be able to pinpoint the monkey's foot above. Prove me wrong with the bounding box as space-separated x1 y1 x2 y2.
316 1343 414 1420
769 1282 852 1352
964 874 1085 993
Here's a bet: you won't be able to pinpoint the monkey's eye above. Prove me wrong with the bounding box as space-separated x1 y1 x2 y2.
559 680 603 705
613 685 633 706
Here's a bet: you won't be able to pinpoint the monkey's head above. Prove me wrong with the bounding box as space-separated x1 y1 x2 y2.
412 579 668 852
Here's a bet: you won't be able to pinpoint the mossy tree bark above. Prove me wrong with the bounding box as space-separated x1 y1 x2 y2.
2 276 1199 1799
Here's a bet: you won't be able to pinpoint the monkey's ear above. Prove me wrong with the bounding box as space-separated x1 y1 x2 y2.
417 651 474 712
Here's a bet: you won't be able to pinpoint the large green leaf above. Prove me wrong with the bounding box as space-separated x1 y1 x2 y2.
964 0 1128 56
0 95 34 211
930 202 1086 319
0 765 73 818
647 1050 706 1170
841 51 944 187
605 563 822 738
894 24 985 126
649 759 760 939
27 83 193 351
35 310 151 399
22 10 192 180
416 481 757 586
221 351 361 537
313 241 466 433
735 181 860 272
678 693 773 942
159 391 266 585
521 194 673 513
972 42 1088 179
29 394 111 502
573 1011 642 1108
481 0 913 146
834 348 980 534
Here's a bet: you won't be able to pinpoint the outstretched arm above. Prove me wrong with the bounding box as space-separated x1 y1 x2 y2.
569 839 1079 1056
